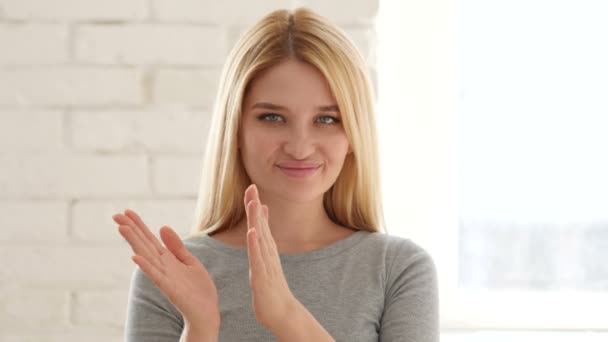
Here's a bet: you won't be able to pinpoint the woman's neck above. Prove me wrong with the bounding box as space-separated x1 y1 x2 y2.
223 190 360 253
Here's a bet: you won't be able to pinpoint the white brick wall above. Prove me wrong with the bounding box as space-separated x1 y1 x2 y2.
0 24 69 65
0 0 378 339
0 0 149 21
0 110 64 151
0 68 144 106
153 68 221 106
75 25 226 65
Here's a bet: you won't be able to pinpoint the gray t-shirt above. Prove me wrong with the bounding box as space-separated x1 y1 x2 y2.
124 230 439 341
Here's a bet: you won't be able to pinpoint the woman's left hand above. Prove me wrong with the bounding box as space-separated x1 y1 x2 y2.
244 184 298 333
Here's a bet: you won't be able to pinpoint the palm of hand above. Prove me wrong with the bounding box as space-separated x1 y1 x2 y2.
113 210 220 328
116 184 298 336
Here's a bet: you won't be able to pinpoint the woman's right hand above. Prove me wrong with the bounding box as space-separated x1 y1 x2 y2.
113 209 220 333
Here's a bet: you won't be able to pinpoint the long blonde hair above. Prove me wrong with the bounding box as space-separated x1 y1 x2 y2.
188 7 385 238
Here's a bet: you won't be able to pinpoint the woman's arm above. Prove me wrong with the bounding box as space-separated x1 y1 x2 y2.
271 298 335 342
124 267 184 342
116 209 221 341
379 244 439 342
126 267 221 342
179 322 219 342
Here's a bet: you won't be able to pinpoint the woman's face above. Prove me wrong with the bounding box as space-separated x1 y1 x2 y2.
239 59 351 203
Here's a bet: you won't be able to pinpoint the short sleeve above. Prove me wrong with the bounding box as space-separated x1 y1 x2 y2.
124 266 184 342
379 241 439 342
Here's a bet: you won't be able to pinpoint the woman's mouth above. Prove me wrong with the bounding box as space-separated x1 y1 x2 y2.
275 165 322 178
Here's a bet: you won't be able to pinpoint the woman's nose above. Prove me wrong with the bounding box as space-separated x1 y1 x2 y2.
282 126 316 159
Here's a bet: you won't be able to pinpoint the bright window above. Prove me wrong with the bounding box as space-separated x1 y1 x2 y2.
376 0 608 336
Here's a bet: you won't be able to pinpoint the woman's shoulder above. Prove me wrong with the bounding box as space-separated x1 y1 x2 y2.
363 231 431 256
181 232 213 255
361 231 436 272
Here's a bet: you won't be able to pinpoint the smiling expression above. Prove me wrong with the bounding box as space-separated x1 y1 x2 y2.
238 59 352 202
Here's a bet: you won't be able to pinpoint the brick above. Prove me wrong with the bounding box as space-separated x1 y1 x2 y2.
153 68 221 107
0 154 149 198
72 199 198 243
0 110 64 151
0 0 148 20
70 109 211 153
295 0 379 24
152 0 291 24
0 287 70 332
0 24 68 66
76 25 224 66
153 156 203 196
0 245 134 289
72 290 128 328
0 68 143 106
0 201 68 242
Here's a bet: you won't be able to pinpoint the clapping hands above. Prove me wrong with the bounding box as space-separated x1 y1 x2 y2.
115 183 299 336
243 184 298 332
113 210 221 335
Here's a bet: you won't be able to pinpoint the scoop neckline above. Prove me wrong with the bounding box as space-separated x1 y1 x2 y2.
198 229 369 262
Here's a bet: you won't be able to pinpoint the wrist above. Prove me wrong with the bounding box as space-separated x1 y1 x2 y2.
273 298 304 337
182 322 220 342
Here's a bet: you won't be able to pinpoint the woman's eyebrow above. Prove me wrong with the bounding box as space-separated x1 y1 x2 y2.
251 102 339 112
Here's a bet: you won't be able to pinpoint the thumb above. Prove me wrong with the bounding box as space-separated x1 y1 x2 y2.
159 226 198 266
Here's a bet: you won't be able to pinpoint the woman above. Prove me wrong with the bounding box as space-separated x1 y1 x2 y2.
114 7 439 342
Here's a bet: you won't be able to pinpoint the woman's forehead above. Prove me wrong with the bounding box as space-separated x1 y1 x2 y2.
243 86 338 115
245 60 335 101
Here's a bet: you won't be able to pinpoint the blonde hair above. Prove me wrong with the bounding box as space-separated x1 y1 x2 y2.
187 7 386 238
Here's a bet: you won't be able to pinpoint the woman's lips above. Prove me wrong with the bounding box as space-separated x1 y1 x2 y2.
276 162 322 168
275 165 321 178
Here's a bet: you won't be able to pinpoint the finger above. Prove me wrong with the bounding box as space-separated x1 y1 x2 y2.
251 185 271 244
113 213 156 258
259 204 280 264
246 199 260 241
246 185 275 262
253 193 275 257
246 227 266 287
245 185 260 230
118 225 164 270
261 205 277 251
124 209 165 254
118 224 151 257
159 226 199 266
246 199 255 230
132 254 169 291
247 199 271 261
244 184 256 209
255 201 270 246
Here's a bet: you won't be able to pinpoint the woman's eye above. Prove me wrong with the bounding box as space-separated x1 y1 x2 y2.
256 113 341 125
258 113 283 122
318 116 341 125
